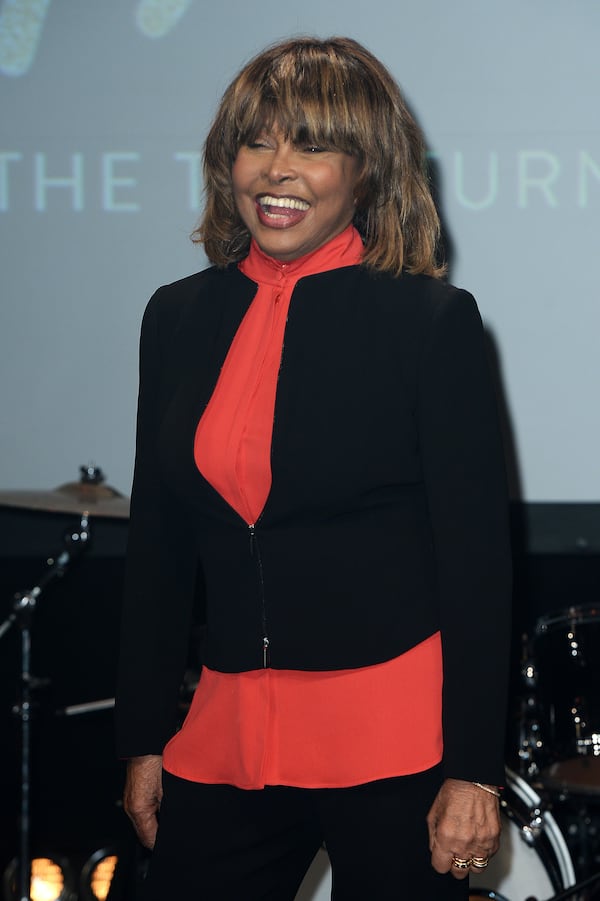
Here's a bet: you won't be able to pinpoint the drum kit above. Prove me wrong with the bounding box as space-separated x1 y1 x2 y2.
470 605 600 900
1 472 599 900
0 467 128 901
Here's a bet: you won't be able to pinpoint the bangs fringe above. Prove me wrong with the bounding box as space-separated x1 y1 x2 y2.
232 50 366 156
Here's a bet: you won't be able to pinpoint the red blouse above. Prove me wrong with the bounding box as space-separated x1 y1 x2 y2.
162 226 443 788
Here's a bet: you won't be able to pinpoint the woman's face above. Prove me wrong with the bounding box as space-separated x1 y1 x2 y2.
232 130 360 261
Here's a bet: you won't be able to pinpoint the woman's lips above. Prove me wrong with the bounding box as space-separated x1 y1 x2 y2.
255 194 310 228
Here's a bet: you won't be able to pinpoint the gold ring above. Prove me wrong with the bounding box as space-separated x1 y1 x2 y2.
470 856 489 869
451 856 472 870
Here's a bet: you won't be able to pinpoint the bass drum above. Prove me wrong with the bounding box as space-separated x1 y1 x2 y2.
470 768 575 901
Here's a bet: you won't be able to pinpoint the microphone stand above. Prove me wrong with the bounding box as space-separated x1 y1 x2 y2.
0 514 90 901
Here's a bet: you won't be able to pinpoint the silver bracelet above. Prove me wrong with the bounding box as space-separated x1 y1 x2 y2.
473 782 501 798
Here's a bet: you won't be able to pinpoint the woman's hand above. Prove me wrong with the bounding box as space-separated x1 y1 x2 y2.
124 754 163 849
426 778 501 879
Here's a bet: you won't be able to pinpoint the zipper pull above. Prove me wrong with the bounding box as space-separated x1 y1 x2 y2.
263 636 270 668
249 523 255 556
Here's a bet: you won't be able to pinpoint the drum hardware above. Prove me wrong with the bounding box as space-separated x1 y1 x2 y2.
575 734 600 758
56 698 115 717
0 515 91 901
508 797 544 845
517 632 544 780
0 465 130 520
517 705 543 779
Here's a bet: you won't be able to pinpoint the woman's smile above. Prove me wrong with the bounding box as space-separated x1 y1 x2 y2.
255 193 311 228
256 192 311 224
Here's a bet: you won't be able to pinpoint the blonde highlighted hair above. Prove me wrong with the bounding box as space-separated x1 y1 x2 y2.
194 36 445 278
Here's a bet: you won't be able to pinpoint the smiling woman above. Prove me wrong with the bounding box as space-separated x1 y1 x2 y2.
116 35 512 901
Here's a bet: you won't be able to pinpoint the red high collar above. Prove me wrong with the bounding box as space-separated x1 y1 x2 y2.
239 225 364 287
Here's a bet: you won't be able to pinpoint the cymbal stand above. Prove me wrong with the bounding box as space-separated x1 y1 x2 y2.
0 514 90 901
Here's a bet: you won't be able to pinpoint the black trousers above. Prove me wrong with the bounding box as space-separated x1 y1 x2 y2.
142 765 469 900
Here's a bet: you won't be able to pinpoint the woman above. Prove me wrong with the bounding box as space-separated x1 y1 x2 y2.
116 36 512 899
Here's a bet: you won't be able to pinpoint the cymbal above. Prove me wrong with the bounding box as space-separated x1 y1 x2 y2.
0 467 130 519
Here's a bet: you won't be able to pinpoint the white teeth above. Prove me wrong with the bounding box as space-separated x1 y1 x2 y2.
259 195 310 211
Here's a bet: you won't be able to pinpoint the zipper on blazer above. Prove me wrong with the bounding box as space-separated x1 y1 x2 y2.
249 523 270 667
245 293 292 670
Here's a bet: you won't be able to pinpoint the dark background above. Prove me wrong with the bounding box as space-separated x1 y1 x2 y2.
0 510 129 885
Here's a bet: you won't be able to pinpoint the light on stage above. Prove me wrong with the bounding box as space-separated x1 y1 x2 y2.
2 857 74 901
79 850 118 901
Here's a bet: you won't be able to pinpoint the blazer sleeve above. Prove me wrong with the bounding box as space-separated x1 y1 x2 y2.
115 289 198 758
417 288 512 787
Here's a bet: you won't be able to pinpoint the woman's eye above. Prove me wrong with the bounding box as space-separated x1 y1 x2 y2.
303 145 325 153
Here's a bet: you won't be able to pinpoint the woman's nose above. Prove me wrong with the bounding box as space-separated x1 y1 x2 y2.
265 143 297 183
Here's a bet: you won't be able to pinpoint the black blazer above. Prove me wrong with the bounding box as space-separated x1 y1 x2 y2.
116 263 512 786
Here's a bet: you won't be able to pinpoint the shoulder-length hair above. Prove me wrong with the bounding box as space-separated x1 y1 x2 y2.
194 36 445 278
